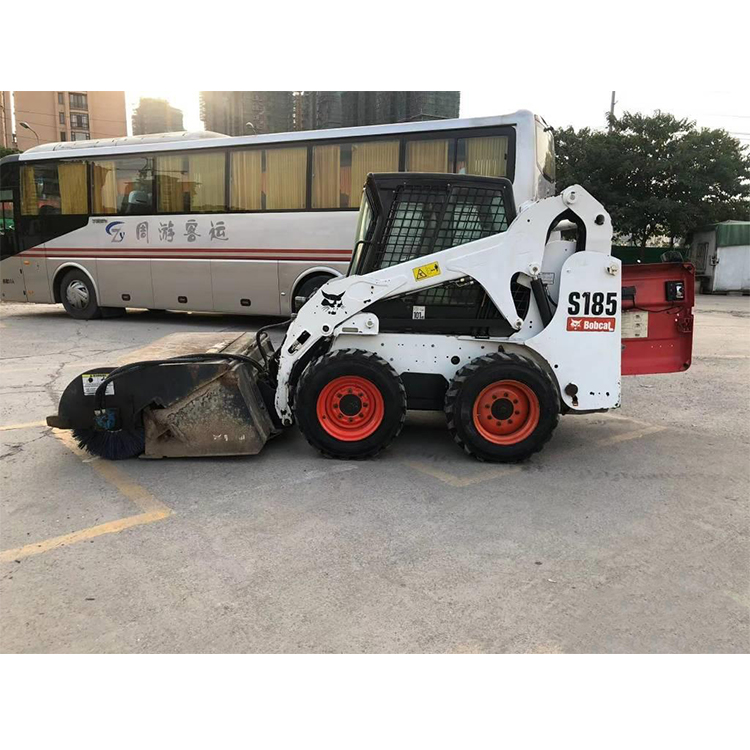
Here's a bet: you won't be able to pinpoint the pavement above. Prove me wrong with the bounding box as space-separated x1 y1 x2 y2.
0 296 748 653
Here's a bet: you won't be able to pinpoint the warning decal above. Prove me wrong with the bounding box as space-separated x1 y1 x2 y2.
82 374 114 396
567 317 616 332
413 261 441 282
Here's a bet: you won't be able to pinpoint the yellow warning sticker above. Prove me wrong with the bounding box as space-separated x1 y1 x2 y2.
413 261 441 282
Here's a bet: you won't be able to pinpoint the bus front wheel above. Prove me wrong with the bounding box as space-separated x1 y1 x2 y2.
293 274 333 313
60 270 102 320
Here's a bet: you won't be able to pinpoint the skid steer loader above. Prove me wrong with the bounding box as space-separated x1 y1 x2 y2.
47 174 695 463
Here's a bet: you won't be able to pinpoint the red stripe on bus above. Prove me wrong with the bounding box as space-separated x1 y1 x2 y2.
35 247 352 256
18 254 349 261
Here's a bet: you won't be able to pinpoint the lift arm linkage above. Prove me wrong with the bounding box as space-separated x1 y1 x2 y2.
274 185 612 422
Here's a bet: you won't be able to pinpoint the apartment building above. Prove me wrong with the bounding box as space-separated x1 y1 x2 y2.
1 91 14 149
12 91 127 151
132 97 184 135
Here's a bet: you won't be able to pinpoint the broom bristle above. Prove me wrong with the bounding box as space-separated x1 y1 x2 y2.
72 428 145 460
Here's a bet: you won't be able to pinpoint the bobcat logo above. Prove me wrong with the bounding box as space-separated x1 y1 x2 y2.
321 289 345 315
567 316 616 332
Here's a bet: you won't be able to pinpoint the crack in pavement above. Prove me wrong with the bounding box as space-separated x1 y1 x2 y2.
0 431 51 461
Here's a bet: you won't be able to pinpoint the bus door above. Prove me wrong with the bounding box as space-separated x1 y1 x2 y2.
0 186 27 302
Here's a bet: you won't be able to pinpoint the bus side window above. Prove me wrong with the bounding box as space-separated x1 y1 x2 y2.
312 140 399 209
455 136 509 177
21 162 87 216
405 139 455 173
91 157 154 215
156 152 225 213
264 148 306 210
230 147 307 211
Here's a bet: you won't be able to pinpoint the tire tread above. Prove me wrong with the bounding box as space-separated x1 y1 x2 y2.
444 352 560 462
295 348 406 460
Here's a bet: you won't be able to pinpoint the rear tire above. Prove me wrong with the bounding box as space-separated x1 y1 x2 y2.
60 270 102 320
445 352 560 462
294 348 406 459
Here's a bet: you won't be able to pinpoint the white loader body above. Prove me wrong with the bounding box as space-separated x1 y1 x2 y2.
275 185 620 422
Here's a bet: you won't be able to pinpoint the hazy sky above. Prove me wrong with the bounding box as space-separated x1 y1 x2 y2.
126 89 750 147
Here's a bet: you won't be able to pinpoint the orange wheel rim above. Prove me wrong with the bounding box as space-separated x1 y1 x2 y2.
472 379 540 445
316 375 385 442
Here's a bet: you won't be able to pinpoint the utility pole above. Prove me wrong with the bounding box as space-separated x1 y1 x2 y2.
609 91 616 132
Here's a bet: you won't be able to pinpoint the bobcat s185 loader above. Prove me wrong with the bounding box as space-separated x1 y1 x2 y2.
47 174 695 463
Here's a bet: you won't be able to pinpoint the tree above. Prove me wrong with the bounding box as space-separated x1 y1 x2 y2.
0 146 20 160
555 111 750 246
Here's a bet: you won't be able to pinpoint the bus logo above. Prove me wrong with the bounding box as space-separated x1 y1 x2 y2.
105 221 125 243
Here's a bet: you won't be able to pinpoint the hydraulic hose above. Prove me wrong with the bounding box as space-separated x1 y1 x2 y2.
255 318 293 368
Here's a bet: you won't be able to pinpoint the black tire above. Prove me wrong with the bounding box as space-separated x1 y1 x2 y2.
101 306 127 318
59 270 102 320
293 274 333 313
294 348 406 459
445 352 560 462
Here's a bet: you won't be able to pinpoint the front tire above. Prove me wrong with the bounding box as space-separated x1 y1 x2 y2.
445 352 560 462
60 270 102 320
294 349 406 459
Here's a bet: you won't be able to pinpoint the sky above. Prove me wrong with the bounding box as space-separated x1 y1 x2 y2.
126 89 750 148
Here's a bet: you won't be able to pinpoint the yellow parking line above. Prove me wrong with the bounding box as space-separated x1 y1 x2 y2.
593 425 666 446
0 510 169 562
603 414 662 428
403 460 521 487
0 420 48 432
55 431 170 516
403 418 666 487
0 430 171 562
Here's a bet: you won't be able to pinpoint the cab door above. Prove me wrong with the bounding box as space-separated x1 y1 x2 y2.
621 262 695 375
0 186 26 302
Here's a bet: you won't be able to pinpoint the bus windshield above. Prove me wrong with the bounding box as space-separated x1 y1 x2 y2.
536 122 555 182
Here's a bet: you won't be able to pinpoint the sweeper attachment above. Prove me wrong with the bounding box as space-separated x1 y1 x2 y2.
46 332 281 459
47 174 695 462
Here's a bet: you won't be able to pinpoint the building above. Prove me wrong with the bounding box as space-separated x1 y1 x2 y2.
294 91 461 131
689 221 750 294
202 91 461 135
200 92 294 136
132 97 184 135
1 91 14 150
12 91 127 151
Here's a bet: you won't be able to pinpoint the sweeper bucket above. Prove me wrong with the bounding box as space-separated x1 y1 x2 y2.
46 332 279 460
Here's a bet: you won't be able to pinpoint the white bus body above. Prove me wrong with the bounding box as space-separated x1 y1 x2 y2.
1 111 555 317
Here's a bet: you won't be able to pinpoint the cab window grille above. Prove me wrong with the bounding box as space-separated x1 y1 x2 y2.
374 183 511 270
376 185 448 269
433 187 510 253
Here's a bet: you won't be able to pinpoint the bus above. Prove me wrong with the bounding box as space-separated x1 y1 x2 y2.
0 110 556 319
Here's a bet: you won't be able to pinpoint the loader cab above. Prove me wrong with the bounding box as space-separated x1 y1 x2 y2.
348 173 527 337
349 173 517 276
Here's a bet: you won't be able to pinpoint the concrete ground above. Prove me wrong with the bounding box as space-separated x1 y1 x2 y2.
0 296 748 653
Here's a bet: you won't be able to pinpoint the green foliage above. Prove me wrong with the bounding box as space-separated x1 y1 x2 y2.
0 146 20 159
555 111 750 246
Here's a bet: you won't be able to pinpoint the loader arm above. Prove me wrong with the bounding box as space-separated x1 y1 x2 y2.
275 185 613 423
